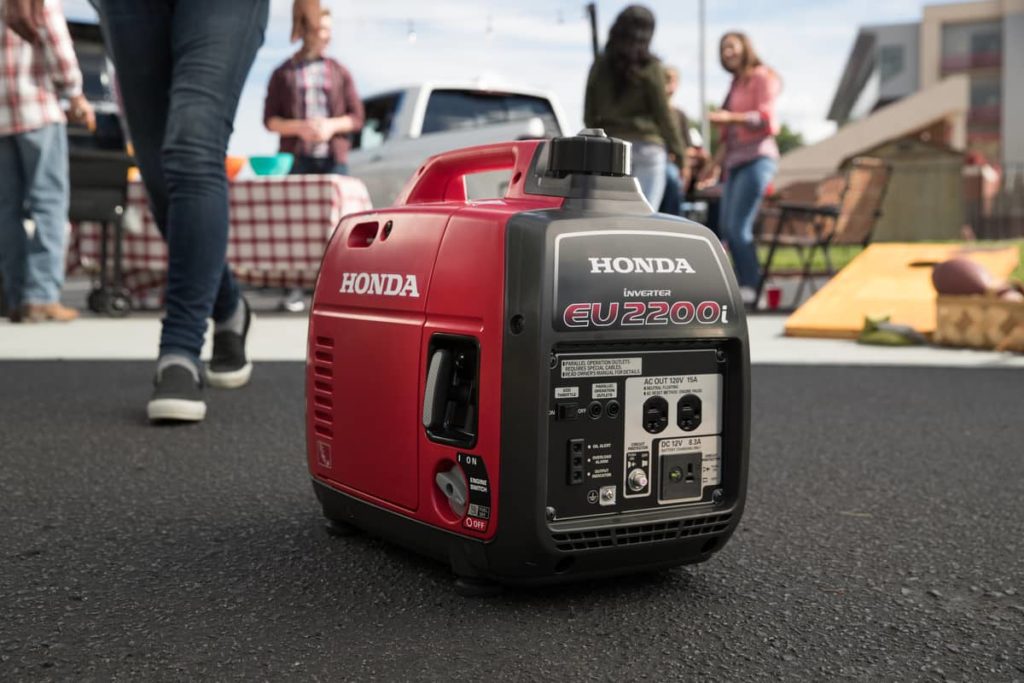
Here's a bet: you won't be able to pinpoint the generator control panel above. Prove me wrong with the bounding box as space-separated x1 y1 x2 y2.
546 348 726 520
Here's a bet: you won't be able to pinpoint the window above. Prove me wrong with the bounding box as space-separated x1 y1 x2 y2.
74 43 113 103
941 20 1002 71
421 90 561 137
352 92 402 151
504 95 561 134
68 22 115 104
970 30 1001 60
970 76 1001 109
878 45 904 84
968 74 1001 128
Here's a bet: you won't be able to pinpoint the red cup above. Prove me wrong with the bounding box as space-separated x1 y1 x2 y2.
766 285 782 310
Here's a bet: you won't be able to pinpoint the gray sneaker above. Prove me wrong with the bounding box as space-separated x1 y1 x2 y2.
147 364 206 422
207 298 253 389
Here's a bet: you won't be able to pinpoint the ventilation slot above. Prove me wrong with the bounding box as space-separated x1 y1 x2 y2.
551 514 732 552
311 333 335 441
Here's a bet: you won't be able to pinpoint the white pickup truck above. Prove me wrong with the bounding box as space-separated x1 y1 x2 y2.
348 83 570 207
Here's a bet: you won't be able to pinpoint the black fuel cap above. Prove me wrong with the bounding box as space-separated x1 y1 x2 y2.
547 128 631 177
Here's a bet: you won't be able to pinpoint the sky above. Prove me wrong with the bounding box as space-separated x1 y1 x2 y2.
63 0 943 156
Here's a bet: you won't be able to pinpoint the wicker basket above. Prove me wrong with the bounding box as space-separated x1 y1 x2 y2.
934 294 1024 353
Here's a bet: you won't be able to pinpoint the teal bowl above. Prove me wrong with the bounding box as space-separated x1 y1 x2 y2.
249 153 294 176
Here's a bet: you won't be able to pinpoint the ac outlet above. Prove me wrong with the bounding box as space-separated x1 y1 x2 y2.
642 396 669 434
677 394 702 431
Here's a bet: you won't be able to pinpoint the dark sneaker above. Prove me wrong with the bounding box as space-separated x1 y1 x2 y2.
206 298 253 389
147 364 206 422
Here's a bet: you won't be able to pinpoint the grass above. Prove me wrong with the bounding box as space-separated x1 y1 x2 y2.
758 240 1024 282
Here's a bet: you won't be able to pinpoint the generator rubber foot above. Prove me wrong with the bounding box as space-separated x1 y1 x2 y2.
324 518 359 538
453 576 502 598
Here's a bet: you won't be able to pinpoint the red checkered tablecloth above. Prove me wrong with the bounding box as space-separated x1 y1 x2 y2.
69 174 372 301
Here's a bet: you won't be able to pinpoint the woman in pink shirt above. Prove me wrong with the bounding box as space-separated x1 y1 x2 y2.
701 32 781 304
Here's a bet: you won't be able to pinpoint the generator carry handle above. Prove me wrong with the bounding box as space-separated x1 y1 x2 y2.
393 140 544 206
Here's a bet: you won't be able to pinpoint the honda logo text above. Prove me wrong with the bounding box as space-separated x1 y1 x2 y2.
588 257 696 275
340 272 420 297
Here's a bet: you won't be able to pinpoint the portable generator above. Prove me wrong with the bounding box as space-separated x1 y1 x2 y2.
307 130 750 588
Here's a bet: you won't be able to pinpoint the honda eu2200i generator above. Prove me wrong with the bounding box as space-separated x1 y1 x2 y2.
307 130 750 589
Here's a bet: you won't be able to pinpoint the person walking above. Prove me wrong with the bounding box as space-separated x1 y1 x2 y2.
699 31 781 306
264 7 364 177
4 0 322 422
583 4 685 209
0 0 94 323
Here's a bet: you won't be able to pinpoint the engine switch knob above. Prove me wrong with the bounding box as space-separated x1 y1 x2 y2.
628 468 649 492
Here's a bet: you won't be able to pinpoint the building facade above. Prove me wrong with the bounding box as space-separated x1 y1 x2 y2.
829 0 1024 163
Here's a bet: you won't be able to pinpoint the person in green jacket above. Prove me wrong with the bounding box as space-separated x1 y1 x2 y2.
584 4 685 209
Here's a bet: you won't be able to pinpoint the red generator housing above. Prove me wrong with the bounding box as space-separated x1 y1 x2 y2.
307 131 750 586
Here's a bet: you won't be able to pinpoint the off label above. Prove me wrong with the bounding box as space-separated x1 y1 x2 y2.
457 453 492 533
561 357 642 379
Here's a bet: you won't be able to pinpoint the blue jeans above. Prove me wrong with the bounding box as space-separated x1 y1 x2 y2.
658 161 682 215
631 141 667 209
0 124 69 310
721 156 777 289
292 157 348 176
97 0 268 362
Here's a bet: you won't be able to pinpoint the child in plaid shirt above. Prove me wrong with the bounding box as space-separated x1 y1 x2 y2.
0 0 94 322
264 6 363 176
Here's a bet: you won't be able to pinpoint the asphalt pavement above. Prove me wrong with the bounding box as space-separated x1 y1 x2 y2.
1 361 1022 680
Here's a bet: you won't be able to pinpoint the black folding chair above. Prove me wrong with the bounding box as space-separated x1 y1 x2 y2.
756 157 892 309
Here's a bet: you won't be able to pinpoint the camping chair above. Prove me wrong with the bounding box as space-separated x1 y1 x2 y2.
755 157 892 309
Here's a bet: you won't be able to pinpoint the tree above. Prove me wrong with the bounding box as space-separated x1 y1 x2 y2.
776 123 805 155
